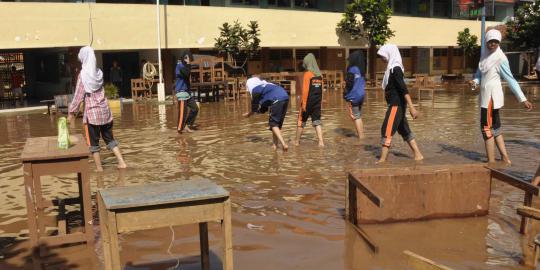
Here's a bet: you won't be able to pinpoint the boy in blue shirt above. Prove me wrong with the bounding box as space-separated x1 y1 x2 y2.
244 77 289 151
175 50 199 133
344 50 367 141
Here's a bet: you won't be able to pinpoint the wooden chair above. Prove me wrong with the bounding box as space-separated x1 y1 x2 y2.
53 94 74 114
516 206 540 267
488 164 540 234
404 250 454 270
130 79 150 101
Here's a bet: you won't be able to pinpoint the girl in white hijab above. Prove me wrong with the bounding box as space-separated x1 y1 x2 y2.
376 44 423 163
470 29 533 164
78 46 104 93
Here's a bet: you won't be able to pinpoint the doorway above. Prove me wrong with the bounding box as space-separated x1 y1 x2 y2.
102 52 140 97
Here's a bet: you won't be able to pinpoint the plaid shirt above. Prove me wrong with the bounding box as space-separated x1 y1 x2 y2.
69 75 113 125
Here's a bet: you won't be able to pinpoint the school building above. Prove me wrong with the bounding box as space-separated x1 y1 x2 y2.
0 0 526 99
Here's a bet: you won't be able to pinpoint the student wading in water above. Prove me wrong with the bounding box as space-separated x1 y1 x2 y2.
244 77 290 151
343 50 367 141
175 51 199 133
469 29 533 164
377 44 423 163
294 53 324 147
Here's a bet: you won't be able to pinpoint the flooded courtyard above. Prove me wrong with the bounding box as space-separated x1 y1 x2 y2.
1 86 540 269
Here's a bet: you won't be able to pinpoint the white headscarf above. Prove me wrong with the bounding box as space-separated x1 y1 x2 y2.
78 46 103 93
246 77 270 95
377 44 404 90
478 29 506 73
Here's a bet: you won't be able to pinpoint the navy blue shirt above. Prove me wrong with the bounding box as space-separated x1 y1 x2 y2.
344 66 366 106
175 62 191 93
251 84 289 113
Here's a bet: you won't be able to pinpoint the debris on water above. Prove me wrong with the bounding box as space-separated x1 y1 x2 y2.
283 195 304 202
247 223 264 230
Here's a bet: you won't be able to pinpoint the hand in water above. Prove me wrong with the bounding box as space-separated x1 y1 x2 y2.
523 100 533 111
409 107 419 119
468 80 477 91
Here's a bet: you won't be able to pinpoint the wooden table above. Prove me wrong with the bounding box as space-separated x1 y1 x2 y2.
21 135 93 250
39 99 55 114
192 81 227 102
98 179 233 270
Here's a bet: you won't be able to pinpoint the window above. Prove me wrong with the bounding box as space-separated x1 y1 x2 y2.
393 0 430 17
294 0 316 8
268 0 291 7
231 0 259 5
433 0 450 17
399 49 411 58
0 53 25 91
433 48 448 57
453 48 464 57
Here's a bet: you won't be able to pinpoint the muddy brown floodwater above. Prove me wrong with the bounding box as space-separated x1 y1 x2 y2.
1 85 540 270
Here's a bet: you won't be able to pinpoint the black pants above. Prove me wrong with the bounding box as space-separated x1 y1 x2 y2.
177 97 199 131
480 99 501 140
297 98 322 128
380 105 414 147
85 121 118 153
269 100 288 129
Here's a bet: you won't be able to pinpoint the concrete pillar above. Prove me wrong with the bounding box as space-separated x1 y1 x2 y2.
447 46 454 74
261 47 270 72
428 47 434 75
320 47 328 70
411 46 418 75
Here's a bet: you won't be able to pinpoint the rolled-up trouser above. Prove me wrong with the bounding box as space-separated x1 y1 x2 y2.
84 121 118 153
297 101 322 128
380 105 415 147
480 99 501 140
177 96 199 131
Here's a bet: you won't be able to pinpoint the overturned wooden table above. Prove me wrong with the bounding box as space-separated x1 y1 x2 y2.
98 179 233 270
21 135 93 250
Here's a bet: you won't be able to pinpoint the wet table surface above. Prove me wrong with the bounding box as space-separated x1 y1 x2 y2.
21 135 88 162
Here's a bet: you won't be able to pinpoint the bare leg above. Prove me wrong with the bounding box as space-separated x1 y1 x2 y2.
494 135 511 164
272 132 278 151
354 118 365 140
294 126 304 146
111 146 127 169
484 137 496 163
271 127 288 151
315 125 324 147
531 166 540 186
406 139 424 161
92 152 104 172
378 146 390 163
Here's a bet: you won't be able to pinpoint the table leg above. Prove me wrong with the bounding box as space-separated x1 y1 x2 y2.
222 198 233 270
98 194 113 270
521 192 534 234
108 211 122 270
80 159 95 245
199 222 210 270
33 172 47 237
78 172 85 221
23 162 39 247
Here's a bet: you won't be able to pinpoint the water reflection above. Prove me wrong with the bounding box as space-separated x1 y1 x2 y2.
0 88 539 269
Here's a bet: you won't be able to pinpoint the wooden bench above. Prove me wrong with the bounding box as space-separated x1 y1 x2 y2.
130 78 151 101
98 179 233 270
39 99 55 114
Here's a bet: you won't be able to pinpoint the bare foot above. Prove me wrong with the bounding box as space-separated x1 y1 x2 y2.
376 158 386 164
117 163 127 169
318 142 325 147
414 154 424 161
184 126 194 133
272 144 278 151
96 166 104 172
293 140 299 146
282 144 289 151
502 155 512 165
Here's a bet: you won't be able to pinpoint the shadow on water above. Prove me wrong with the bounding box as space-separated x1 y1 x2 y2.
0 238 83 269
125 251 222 270
506 139 540 150
363 144 412 159
437 143 486 162
333 128 357 138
